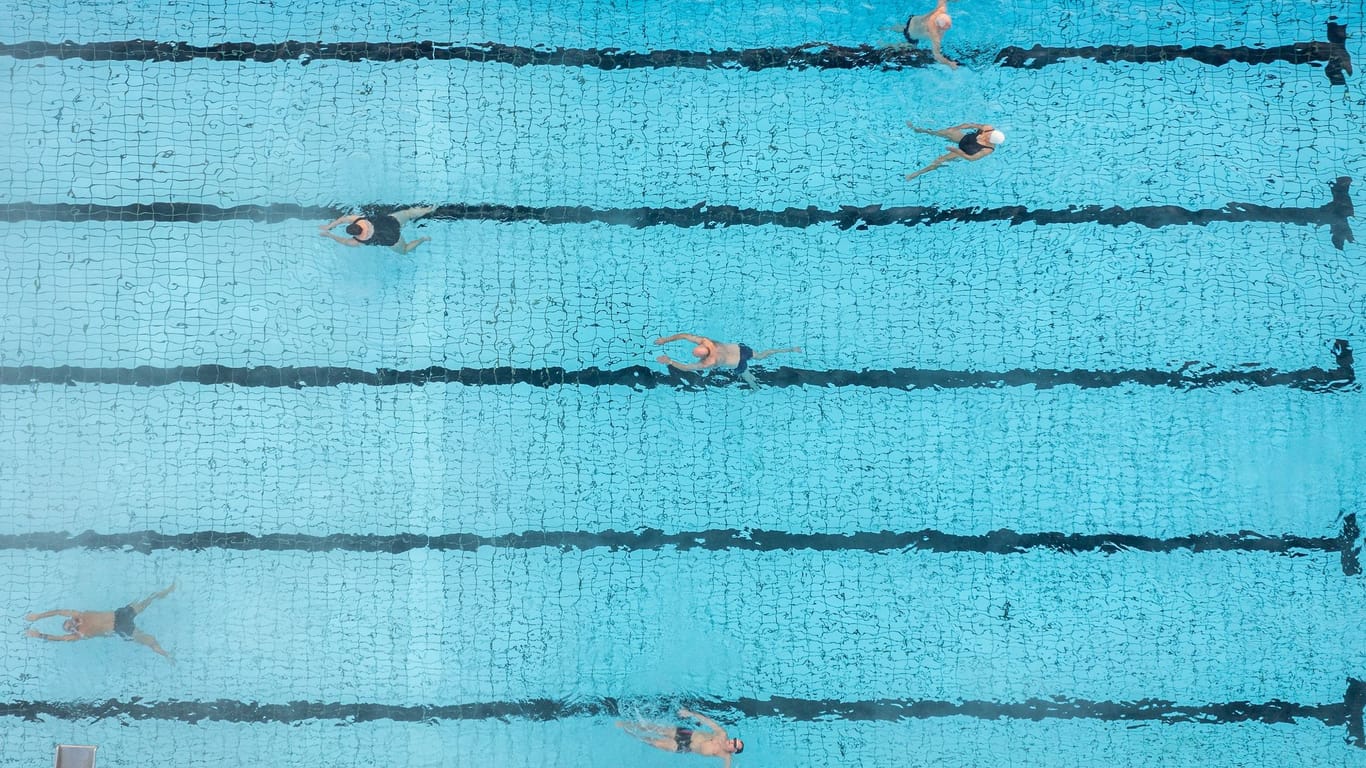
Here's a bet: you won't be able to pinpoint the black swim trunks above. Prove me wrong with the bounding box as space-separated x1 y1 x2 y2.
675 728 693 753
360 214 402 247
113 605 137 638
735 344 755 374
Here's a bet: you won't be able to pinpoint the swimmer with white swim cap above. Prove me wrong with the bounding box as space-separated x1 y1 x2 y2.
903 122 1004 180
901 0 958 69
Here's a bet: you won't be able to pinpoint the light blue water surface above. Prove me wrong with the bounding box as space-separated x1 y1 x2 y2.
1 0 1364 766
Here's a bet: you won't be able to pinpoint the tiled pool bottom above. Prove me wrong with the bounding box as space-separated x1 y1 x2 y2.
1 1 1364 766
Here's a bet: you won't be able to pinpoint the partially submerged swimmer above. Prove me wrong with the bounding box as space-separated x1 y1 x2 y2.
618 708 745 767
904 121 1004 180
903 0 957 68
319 206 436 253
654 333 800 384
25 583 177 662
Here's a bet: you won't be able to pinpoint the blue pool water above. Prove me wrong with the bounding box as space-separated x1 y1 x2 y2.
1 0 1364 766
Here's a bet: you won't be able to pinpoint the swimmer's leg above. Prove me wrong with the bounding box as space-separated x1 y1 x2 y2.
907 122 966 141
905 152 958 181
392 237 432 254
648 735 681 753
132 630 174 663
617 723 682 754
750 346 801 361
617 721 673 741
129 582 176 615
391 205 436 224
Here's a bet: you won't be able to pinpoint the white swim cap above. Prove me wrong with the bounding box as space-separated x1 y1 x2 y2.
935 13 952 28
989 129 1006 145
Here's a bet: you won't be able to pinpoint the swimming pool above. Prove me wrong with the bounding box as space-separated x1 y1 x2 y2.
1 0 1363 765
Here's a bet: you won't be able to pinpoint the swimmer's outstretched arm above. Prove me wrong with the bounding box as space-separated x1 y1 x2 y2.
320 214 360 230
655 333 707 345
25 610 76 621
26 629 81 641
930 42 958 69
320 230 361 246
656 355 709 371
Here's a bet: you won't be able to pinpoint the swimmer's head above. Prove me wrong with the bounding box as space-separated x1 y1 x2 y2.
344 222 363 237
988 129 1006 145
729 739 745 754
692 345 710 359
935 13 952 29
63 618 78 633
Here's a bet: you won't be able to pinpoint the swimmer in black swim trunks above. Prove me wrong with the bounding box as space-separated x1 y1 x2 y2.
903 121 1005 180
319 206 436 253
25 583 177 662
900 0 958 68
618 708 745 766
654 333 801 385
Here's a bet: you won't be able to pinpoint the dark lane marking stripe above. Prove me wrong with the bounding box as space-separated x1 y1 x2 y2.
0 21 1350 82
997 21 1353 85
4 679 1363 744
0 340 1354 393
0 178 1353 248
3 514 1357 574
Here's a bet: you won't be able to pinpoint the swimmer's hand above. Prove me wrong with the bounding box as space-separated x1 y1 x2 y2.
654 337 667 345
24 629 41 638
24 613 40 621
656 355 672 365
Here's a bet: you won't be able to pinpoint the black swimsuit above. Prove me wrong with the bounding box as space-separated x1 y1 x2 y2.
735 344 755 374
359 214 402 247
958 132 989 156
113 605 137 638
675 728 693 753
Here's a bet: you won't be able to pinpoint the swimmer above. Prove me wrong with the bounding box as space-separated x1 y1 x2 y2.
618 708 745 766
902 0 958 69
903 121 1004 180
654 333 801 384
319 206 436 253
25 583 177 662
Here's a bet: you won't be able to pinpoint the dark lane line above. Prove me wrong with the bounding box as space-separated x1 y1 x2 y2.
3 679 1362 745
0 340 1354 393
0 177 1354 248
0 21 1350 82
996 21 1352 85
3 514 1357 574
